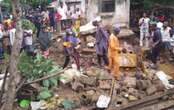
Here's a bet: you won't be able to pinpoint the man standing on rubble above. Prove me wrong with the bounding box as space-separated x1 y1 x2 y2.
150 24 163 68
139 13 150 47
63 29 80 70
92 21 109 67
108 27 122 79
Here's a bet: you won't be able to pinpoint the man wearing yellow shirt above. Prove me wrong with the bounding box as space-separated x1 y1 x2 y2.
108 27 122 79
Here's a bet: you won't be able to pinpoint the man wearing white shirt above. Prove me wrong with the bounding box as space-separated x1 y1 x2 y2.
58 1 67 30
162 22 172 51
23 29 34 55
157 21 163 31
139 13 150 47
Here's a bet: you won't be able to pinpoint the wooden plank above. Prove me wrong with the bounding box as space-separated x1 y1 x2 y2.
139 100 174 110
109 89 174 110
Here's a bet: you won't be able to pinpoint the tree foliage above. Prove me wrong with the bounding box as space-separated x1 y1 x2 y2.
18 52 61 88
1 0 50 12
132 0 174 10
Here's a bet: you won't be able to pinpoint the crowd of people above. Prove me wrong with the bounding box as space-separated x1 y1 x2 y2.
139 12 174 68
62 19 124 80
0 1 84 62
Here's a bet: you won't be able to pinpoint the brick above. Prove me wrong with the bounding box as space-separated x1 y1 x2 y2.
124 77 136 87
98 80 111 90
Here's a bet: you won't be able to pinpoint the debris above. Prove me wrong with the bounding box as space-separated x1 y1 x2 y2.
146 85 157 95
59 68 81 84
86 90 95 96
112 96 128 107
99 70 113 80
153 80 165 91
30 101 44 110
99 80 111 90
40 97 63 109
87 42 95 48
124 77 136 87
155 71 174 89
79 76 97 86
71 79 84 92
119 52 137 67
80 16 101 34
136 80 151 91
128 88 138 96
128 95 138 101
92 91 101 102
86 35 95 43
86 67 101 77
80 94 93 106
96 95 111 108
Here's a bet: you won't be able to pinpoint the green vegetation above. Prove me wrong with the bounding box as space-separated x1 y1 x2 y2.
18 52 61 88
37 88 52 100
21 19 37 32
132 0 174 10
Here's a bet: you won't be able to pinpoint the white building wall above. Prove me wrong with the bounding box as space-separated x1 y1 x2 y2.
86 0 130 27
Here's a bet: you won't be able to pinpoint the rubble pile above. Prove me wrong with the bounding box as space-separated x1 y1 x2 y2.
56 65 173 109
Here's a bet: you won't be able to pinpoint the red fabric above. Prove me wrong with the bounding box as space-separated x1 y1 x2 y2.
55 12 62 21
158 16 165 22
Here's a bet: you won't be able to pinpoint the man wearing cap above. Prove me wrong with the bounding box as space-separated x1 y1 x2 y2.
63 29 80 70
108 27 122 79
92 21 109 67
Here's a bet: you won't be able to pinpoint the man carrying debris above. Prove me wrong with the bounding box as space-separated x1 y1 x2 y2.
108 27 122 79
63 29 80 70
92 21 109 67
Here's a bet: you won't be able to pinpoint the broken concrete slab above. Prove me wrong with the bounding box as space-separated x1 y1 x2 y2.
128 95 138 101
79 76 97 86
71 79 84 92
146 85 157 95
98 80 111 90
86 67 101 77
124 77 136 87
128 88 138 96
136 80 152 91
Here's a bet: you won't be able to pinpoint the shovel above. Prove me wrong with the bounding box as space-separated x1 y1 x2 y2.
96 78 116 109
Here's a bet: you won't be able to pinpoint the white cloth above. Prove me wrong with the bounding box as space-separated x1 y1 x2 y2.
41 11 49 20
157 22 163 31
139 17 150 33
24 30 33 45
162 27 171 42
71 13 78 19
66 10 72 19
139 17 150 47
58 6 67 20
0 30 3 39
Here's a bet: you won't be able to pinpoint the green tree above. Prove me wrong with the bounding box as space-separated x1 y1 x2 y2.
131 0 174 10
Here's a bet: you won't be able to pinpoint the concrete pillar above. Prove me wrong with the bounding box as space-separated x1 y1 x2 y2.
113 0 130 28
86 0 98 22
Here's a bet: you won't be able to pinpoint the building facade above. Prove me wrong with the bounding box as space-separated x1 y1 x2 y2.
58 0 130 27
86 0 130 28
